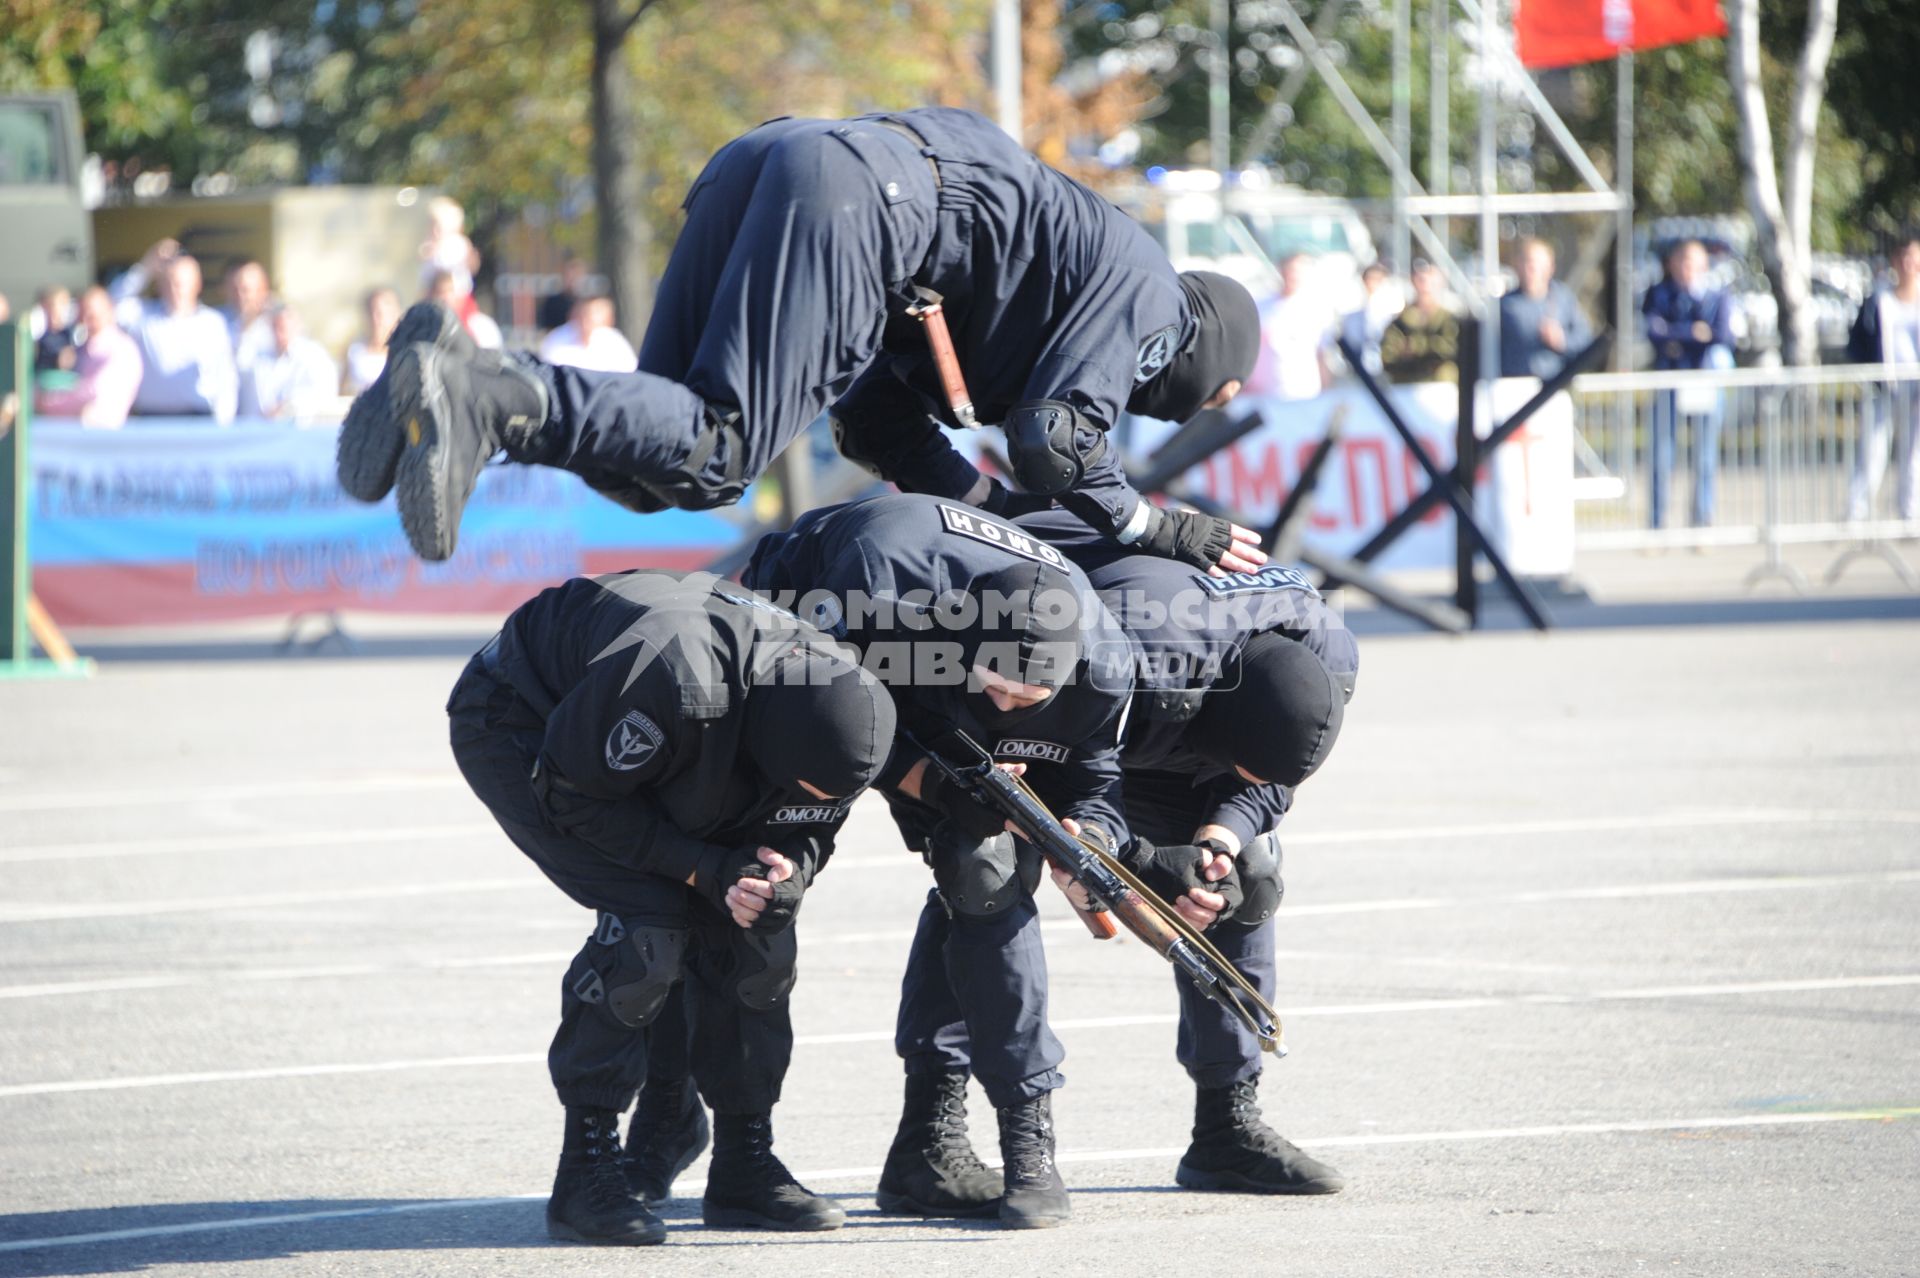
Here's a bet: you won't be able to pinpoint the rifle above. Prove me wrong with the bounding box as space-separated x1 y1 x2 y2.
912 729 1287 1057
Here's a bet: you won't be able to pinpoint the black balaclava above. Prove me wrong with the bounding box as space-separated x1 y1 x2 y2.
1187 632 1344 786
947 560 1085 730
744 646 897 798
1127 271 1260 423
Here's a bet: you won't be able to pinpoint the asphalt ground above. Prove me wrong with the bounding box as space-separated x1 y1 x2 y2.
1 611 1917 1276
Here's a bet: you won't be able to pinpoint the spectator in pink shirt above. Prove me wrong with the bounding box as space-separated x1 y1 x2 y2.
35 287 144 428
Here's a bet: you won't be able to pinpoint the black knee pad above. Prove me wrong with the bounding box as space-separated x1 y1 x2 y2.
928 824 1043 918
1231 832 1285 928
649 408 749 510
724 926 799 1012
830 414 888 480
581 471 669 514
566 912 688 1028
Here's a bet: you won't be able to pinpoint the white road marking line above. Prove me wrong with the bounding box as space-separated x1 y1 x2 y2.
8 807 1917 867
0 776 465 813
2 1107 1914 1255
1278 807 1920 847
1282 867 1920 917
6 866 1919 987
0 824 501 865
4 973 1914 1098
0 878 540 924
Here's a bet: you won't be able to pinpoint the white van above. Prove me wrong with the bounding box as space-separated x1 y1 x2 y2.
1114 173 1377 311
0 92 94 309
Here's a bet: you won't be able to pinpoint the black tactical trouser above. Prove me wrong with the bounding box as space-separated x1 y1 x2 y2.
448 660 794 1114
512 116 939 511
1125 789 1283 1089
888 798 1066 1111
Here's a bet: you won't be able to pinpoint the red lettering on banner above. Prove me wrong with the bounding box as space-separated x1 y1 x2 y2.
1344 438 1392 530
1225 441 1289 515
1298 441 1338 530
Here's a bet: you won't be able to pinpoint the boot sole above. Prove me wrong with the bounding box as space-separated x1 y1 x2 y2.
336 304 468 503
874 1187 1002 1219
391 340 488 562
1174 1161 1346 1195
998 1207 1070 1230
544 1218 667 1246
701 1202 846 1232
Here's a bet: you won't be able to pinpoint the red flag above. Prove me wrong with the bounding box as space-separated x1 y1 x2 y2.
1516 0 1727 69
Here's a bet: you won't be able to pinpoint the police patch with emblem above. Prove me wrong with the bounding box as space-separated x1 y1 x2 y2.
605 710 666 772
1134 325 1179 384
994 738 1071 765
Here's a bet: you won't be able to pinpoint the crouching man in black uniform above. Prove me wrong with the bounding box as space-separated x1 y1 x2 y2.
1019 509 1358 1195
738 493 1134 1229
447 569 896 1244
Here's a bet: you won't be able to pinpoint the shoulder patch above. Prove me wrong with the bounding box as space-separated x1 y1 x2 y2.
937 504 1068 568
1192 564 1321 599
605 711 666 772
1134 324 1179 383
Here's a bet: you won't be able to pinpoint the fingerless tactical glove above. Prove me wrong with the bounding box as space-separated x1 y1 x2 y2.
1124 838 1245 922
1138 507 1236 570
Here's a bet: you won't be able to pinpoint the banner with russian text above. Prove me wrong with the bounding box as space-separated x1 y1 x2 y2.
1128 380 1575 578
29 421 754 626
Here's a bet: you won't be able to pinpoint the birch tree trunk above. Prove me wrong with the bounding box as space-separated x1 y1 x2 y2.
1726 0 1839 367
591 0 662 345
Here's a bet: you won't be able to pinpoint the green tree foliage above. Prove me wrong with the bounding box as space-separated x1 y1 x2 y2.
0 0 195 167
3 0 986 261
1062 0 1911 247
1789 0 1920 237
1064 0 1418 195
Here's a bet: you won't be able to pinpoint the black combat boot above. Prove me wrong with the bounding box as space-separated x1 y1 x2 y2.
1174 1076 1346 1195
389 335 548 561
702 1112 846 1232
336 301 473 502
545 1106 668 1246
995 1093 1071 1229
624 1076 710 1204
875 1069 1004 1217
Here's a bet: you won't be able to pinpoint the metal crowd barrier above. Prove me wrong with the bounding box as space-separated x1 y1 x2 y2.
1567 362 1920 589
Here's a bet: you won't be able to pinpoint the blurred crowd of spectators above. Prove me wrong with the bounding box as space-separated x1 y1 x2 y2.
1245 236 1599 397
6 195 634 430
3 192 1910 526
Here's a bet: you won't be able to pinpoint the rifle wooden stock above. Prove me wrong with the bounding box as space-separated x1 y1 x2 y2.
1033 845 1121 938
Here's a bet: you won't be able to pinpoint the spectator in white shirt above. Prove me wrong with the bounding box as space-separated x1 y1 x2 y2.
1846 236 1920 521
344 287 401 394
109 239 238 421
1244 253 1335 400
224 259 275 372
538 293 638 372
426 269 502 350
34 286 143 429
239 305 339 420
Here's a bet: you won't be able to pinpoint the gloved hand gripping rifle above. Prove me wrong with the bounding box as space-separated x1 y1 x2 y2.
912 730 1287 1056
